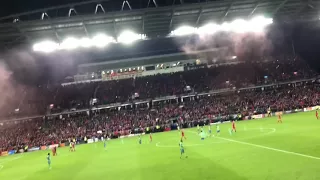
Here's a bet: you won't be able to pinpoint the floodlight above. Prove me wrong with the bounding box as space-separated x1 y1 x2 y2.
79 37 93 48
117 31 144 44
92 34 114 48
230 19 249 33
250 16 273 26
60 37 79 50
249 16 273 32
171 26 196 36
33 40 59 53
197 23 220 35
220 22 231 31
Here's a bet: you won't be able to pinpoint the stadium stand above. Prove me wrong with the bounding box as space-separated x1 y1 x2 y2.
0 54 319 151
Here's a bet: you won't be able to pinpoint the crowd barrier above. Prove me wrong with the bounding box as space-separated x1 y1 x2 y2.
120 133 145 139
8 150 16 155
29 147 40 152
49 144 59 149
1 151 8 156
18 149 24 153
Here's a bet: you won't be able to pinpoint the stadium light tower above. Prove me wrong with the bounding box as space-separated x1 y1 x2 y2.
170 26 196 36
92 34 115 48
33 40 59 53
60 37 79 50
197 23 220 35
117 31 145 44
79 37 93 48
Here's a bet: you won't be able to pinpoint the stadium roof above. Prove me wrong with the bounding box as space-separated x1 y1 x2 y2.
0 0 319 49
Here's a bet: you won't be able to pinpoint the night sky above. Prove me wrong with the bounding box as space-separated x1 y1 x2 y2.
1 0 320 85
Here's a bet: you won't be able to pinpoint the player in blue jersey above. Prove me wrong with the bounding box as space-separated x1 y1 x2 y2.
208 125 212 136
200 130 206 140
179 139 187 159
139 135 142 144
216 124 220 135
47 153 51 169
104 139 107 149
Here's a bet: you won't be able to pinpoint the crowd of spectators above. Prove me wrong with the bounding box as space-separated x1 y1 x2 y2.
1 83 319 152
95 55 317 104
0 54 316 117
0 52 319 152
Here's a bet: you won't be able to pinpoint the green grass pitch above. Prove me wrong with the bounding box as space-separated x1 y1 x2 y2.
1 111 320 180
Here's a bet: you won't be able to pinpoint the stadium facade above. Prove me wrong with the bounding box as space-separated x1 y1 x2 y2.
0 0 319 49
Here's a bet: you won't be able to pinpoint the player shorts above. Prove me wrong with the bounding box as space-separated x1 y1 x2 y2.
209 130 212 134
217 130 220 133
201 138 205 140
180 149 184 154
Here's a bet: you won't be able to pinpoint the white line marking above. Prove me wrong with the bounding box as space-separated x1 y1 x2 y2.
0 164 3 171
155 141 225 148
216 137 320 160
0 156 23 164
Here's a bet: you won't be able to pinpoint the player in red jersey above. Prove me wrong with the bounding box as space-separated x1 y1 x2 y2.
232 121 236 133
71 142 76 152
316 110 319 120
52 146 57 156
277 114 282 123
149 133 152 142
181 130 186 140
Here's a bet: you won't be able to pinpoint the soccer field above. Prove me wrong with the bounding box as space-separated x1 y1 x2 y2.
1 112 320 180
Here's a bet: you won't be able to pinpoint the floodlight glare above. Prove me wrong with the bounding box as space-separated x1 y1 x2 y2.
92 34 114 48
33 41 59 53
79 37 93 48
250 16 273 26
230 19 249 33
249 16 273 32
220 22 231 31
60 37 79 50
117 31 144 44
197 23 220 35
171 26 196 36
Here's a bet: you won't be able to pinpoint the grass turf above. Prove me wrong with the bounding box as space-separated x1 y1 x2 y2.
1 111 320 180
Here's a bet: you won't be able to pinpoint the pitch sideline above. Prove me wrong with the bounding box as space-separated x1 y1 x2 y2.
0 156 23 171
216 136 320 160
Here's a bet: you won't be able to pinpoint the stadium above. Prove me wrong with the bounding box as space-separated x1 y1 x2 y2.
1 0 320 180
